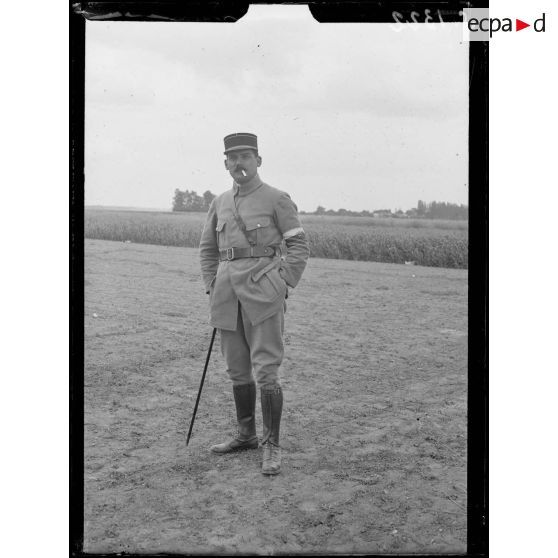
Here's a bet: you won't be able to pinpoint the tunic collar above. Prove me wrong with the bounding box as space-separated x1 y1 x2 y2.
233 174 263 197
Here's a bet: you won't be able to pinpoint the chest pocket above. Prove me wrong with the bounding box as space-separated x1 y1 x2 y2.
244 216 272 245
216 219 226 246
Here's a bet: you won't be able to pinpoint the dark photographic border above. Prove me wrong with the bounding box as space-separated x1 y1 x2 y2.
70 2 487 556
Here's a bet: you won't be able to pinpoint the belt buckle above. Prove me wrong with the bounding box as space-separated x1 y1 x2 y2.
226 247 235 261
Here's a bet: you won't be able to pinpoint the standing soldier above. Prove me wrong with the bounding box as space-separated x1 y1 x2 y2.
199 132 309 475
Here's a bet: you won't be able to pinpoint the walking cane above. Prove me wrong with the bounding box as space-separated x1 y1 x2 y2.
186 327 217 446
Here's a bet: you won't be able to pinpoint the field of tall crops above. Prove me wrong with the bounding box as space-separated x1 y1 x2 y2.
84 208 468 269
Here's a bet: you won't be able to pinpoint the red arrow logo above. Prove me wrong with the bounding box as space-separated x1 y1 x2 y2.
516 19 530 31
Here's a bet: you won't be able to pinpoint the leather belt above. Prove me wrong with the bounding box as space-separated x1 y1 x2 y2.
219 245 279 261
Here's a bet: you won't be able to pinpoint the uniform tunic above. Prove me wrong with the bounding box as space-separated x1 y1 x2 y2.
199 174 309 332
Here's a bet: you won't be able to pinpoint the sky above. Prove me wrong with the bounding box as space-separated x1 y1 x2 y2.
84 5 469 212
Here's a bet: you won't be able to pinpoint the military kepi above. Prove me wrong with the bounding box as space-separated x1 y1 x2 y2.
224 132 258 154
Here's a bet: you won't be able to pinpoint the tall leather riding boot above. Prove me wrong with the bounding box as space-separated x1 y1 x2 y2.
261 385 283 475
210 382 259 453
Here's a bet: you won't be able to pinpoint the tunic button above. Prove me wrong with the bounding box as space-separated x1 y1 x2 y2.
257 224 261 227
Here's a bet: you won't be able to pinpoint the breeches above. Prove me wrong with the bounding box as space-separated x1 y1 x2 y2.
220 302 284 388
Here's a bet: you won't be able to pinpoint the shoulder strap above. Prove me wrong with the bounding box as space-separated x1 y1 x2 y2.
232 192 256 246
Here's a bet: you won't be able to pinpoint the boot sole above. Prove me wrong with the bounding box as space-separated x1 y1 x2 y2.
210 442 259 454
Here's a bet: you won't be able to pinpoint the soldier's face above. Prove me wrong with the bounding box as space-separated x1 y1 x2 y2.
224 149 261 183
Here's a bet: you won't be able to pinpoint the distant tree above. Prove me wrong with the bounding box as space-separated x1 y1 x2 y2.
403 200 468 220
301 201 467 220
186 190 204 211
172 189 186 212
202 190 216 210
172 189 215 212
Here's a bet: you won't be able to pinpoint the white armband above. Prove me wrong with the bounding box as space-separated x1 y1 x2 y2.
282 227 305 240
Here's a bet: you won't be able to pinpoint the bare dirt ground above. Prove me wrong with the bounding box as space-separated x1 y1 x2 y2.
84 239 467 554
